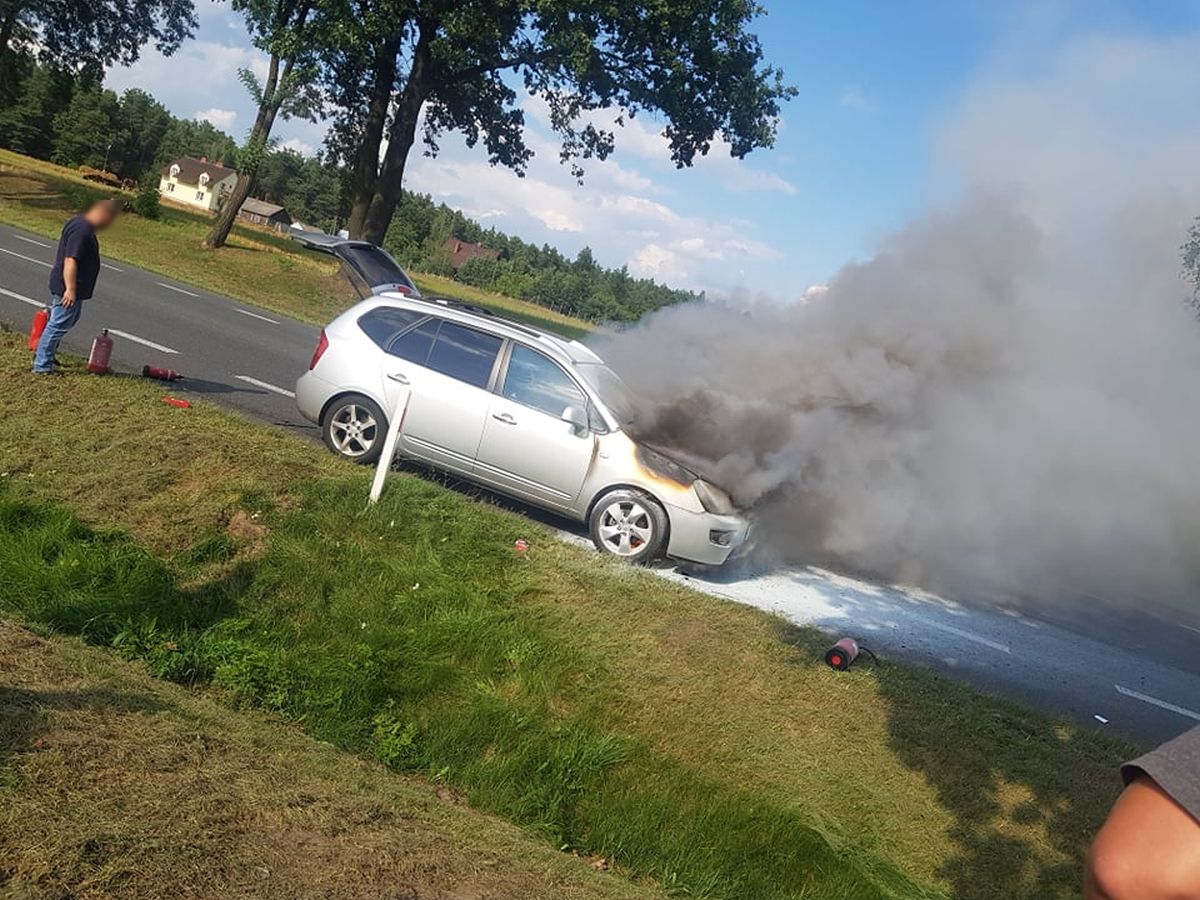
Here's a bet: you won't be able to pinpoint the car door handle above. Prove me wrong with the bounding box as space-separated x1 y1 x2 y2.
387 372 409 384
492 412 517 425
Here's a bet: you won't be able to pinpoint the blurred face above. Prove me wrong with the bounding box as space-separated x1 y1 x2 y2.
86 201 120 231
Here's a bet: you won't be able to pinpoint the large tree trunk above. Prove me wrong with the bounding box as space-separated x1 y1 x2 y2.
351 22 434 245
345 32 402 239
203 56 284 250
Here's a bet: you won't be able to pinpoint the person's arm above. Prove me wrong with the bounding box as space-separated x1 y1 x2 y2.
1087 774 1200 899
61 257 78 307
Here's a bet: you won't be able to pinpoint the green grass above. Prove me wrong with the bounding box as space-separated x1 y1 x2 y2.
0 148 593 338
0 331 1137 900
0 621 666 900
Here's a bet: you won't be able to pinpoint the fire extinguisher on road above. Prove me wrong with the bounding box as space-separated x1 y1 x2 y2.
87 329 114 374
27 307 49 351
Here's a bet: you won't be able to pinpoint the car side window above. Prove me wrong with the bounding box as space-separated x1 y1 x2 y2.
386 317 440 365
502 344 587 418
425 321 502 389
358 307 426 351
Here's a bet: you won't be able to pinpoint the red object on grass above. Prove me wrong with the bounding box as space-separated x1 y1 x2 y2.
143 365 182 381
87 329 114 374
28 308 49 351
162 396 190 408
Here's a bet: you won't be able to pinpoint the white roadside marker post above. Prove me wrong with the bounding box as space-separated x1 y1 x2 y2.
369 387 411 505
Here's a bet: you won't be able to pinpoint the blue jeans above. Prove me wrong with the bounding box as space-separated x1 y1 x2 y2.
32 294 82 373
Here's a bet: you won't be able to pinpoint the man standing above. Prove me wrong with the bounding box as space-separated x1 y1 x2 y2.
33 198 120 374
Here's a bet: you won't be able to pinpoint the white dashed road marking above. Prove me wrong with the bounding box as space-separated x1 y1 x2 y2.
108 329 179 354
13 234 50 248
235 375 295 398
1 246 51 267
234 308 280 324
0 286 42 307
1115 684 1200 722
156 282 199 297
102 263 123 272
921 617 1012 654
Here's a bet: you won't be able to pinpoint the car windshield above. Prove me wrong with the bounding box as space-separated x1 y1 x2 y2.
575 362 638 427
340 244 414 289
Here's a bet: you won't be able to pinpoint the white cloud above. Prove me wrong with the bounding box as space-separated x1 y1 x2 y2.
522 94 797 196
280 137 315 156
838 85 873 110
195 107 237 130
630 244 688 282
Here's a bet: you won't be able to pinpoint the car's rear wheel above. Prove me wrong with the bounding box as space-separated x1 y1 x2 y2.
589 489 668 564
322 394 387 464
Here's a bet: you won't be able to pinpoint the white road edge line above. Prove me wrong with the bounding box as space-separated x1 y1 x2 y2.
234 308 280 324
1115 684 1200 722
13 234 50 248
156 282 199 297
0 286 43 307
102 263 123 272
0 246 51 267
921 617 1012 654
108 329 179 354
235 375 295 398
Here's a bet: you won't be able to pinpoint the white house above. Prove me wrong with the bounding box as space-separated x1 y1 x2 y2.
159 157 238 212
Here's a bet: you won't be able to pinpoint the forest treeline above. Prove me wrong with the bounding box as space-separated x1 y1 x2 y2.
0 62 700 322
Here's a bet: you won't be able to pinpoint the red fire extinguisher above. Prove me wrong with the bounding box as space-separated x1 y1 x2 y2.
28 307 49 351
87 329 114 374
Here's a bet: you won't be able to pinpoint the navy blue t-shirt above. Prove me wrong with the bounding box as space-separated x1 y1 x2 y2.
49 215 100 300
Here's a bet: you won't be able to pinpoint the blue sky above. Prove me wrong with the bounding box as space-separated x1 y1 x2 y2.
106 0 1200 296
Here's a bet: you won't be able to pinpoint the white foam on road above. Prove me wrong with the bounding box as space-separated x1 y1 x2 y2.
1114 684 1200 722
13 235 50 248
156 282 199 298
0 286 42 307
108 329 179 354
235 308 280 325
235 375 295 398
1 247 50 267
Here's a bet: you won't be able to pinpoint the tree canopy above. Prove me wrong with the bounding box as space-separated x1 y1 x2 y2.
323 0 795 244
0 0 195 72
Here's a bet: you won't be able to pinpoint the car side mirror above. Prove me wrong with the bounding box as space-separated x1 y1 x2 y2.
561 405 589 436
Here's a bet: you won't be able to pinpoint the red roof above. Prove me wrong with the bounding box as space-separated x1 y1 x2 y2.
444 238 500 268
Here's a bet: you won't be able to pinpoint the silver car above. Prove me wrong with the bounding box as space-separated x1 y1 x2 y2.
295 294 750 565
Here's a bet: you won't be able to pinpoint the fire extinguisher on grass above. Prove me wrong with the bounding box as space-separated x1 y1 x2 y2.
87 329 114 374
28 307 49 351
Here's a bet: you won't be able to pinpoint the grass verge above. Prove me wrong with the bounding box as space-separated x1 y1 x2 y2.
0 620 664 900
0 330 1136 900
0 148 592 338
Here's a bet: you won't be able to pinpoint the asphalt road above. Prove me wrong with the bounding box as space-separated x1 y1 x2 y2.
2 220 1198 747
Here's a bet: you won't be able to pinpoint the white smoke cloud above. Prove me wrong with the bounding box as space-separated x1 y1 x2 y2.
598 31 1200 615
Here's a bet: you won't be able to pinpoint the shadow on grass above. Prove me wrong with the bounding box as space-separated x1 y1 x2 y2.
769 616 1122 900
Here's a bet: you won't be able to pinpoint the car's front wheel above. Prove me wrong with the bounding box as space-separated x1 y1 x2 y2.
322 394 387 464
588 489 668 564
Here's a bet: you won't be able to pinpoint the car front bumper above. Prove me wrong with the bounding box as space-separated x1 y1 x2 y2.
663 503 751 566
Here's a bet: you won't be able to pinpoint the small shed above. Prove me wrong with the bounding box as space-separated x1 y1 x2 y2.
238 198 293 231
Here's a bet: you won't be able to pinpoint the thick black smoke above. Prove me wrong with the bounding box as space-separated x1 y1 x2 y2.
597 33 1200 613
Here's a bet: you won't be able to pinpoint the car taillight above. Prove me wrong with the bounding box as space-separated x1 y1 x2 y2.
309 329 329 370
392 284 412 295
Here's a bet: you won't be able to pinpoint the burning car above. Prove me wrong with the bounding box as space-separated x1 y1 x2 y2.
295 292 749 565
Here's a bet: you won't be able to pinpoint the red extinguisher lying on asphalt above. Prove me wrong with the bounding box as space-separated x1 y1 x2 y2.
87 329 114 374
27 307 49 351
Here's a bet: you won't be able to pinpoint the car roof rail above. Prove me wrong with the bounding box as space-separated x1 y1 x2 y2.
411 294 546 339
